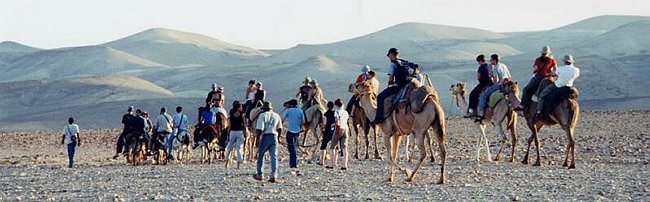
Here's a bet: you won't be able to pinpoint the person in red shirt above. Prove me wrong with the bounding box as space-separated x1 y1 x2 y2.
346 65 371 115
516 46 558 111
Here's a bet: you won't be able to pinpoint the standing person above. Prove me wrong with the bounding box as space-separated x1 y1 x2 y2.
319 101 336 166
327 99 350 170
516 46 558 111
143 111 154 156
171 106 188 158
372 48 413 124
346 65 371 115
282 99 305 169
154 108 174 160
226 101 246 169
114 106 135 159
475 54 512 121
296 77 313 108
61 117 80 172
535 55 580 119
253 101 283 183
466 54 493 118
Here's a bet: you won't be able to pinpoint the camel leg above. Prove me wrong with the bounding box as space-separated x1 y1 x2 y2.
426 129 436 163
567 127 576 169
436 129 447 184
404 135 411 163
373 126 381 159
476 124 483 162
407 133 427 182
533 129 542 166
384 133 395 182
509 116 518 162
364 124 371 159
392 135 411 178
354 124 360 160
522 124 535 165
494 124 507 162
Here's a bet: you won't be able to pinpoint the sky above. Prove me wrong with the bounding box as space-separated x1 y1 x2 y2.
1 0 649 50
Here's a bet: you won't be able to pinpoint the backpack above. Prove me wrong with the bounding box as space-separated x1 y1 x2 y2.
397 59 420 76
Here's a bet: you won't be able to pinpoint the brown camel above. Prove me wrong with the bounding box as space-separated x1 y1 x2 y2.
509 80 579 168
356 81 447 183
348 83 382 160
475 81 519 163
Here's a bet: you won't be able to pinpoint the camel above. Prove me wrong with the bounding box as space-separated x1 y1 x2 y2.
195 113 227 164
356 81 447 183
509 80 579 168
172 129 192 164
474 81 519 163
449 82 468 114
125 132 147 166
348 83 381 160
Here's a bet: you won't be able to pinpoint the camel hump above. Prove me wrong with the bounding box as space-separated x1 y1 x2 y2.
410 84 437 113
544 86 579 111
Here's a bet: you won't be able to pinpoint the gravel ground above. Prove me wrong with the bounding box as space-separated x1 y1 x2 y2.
1 111 648 201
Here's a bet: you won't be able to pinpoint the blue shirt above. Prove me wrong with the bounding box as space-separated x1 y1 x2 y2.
282 107 304 133
201 110 216 125
477 63 492 83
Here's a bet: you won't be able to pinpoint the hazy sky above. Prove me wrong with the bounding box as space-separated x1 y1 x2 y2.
1 0 649 49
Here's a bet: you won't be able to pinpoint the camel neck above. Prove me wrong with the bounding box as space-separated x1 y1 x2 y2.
358 95 377 121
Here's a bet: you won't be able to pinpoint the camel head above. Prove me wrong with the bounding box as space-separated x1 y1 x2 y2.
502 80 522 107
449 82 466 95
356 81 377 101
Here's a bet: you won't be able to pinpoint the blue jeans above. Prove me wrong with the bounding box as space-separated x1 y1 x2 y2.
375 85 402 121
286 131 299 168
256 134 278 179
67 143 76 168
163 132 173 158
478 84 501 111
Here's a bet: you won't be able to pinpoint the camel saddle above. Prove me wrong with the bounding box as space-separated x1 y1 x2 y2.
381 81 437 119
488 91 505 109
544 86 579 110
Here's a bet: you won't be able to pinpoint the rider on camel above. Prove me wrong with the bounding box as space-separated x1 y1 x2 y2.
346 65 371 116
372 48 413 124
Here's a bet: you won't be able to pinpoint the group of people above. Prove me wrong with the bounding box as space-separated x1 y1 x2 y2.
466 46 581 121
113 106 189 161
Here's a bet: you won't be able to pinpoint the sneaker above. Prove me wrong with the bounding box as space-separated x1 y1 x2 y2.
112 154 119 160
253 174 263 181
341 167 347 170
268 178 277 183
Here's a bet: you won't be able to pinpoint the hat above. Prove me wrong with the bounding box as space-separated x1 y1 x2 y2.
303 76 312 84
387 48 399 56
217 86 224 92
540 46 552 54
361 65 370 73
211 83 218 89
564 55 574 63
262 101 273 110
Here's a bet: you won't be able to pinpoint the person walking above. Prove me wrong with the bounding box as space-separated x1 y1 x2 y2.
226 101 246 169
319 101 336 166
253 101 283 183
154 108 174 160
282 99 305 169
171 106 188 159
114 106 134 159
61 117 80 172
327 99 350 170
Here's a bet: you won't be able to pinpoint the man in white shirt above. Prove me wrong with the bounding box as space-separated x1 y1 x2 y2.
154 107 174 160
171 106 189 156
535 55 580 119
253 101 283 183
62 117 80 170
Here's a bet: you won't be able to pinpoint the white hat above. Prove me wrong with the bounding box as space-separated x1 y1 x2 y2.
564 55 574 63
540 46 552 54
361 65 370 73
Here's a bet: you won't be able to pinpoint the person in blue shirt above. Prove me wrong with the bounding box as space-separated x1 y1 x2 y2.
282 99 305 169
372 48 412 124
194 104 217 148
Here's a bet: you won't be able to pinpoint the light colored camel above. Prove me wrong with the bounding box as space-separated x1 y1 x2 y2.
348 83 382 160
475 82 519 163
449 82 468 114
510 80 579 168
356 81 447 183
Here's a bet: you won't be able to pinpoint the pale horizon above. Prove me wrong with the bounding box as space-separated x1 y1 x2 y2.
1 0 649 50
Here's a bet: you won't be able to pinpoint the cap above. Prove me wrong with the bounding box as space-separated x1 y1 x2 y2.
387 48 399 56
564 55 574 63
540 46 552 54
212 83 218 89
303 76 312 84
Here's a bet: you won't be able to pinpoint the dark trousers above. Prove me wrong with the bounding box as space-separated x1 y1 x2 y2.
116 131 127 154
468 82 491 113
320 129 334 150
346 95 359 114
67 143 76 168
286 131 300 168
375 85 402 121
522 75 545 107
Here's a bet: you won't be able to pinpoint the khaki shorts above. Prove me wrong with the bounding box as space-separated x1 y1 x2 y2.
329 129 348 150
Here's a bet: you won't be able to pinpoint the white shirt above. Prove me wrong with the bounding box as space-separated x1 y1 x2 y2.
370 78 380 94
256 111 283 135
554 64 580 87
491 63 511 85
154 113 173 133
172 113 188 131
334 108 350 130
63 124 79 145
211 107 229 119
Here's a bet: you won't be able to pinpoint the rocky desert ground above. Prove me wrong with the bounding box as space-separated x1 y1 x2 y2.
0 111 648 201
